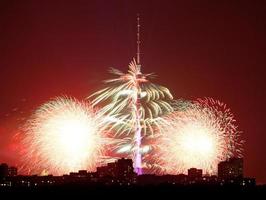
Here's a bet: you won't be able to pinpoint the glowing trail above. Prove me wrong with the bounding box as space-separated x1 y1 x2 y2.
89 59 175 174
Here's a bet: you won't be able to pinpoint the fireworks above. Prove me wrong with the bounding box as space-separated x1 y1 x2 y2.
20 81 243 176
20 74 243 177
151 98 243 175
21 97 111 175
88 59 175 174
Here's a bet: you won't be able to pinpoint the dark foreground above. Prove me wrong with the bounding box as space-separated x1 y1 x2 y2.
1 185 266 198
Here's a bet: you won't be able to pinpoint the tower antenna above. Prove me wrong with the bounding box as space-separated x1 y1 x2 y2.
136 14 141 66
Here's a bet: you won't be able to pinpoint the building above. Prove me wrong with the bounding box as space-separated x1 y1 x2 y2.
106 162 117 177
116 158 134 178
8 167 18 177
137 174 161 185
96 166 109 177
188 168 203 180
96 158 136 185
0 164 18 179
97 158 134 178
77 170 87 177
218 158 243 180
242 178 256 187
0 163 9 178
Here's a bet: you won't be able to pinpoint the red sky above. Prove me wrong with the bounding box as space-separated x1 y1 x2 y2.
0 0 266 183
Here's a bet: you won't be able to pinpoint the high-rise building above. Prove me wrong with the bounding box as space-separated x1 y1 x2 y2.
116 158 134 177
218 157 243 180
96 158 136 184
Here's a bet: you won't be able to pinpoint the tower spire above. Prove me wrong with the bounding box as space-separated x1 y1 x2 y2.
136 14 141 66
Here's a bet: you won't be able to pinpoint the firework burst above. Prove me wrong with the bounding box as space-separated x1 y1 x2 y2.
21 96 112 175
88 59 175 174
150 98 243 175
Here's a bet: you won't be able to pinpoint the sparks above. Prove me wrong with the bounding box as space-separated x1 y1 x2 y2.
88 59 175 174
21 96 111 175
151 98 243 175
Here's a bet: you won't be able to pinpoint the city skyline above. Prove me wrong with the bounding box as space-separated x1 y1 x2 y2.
1 157 259 196
0 156 246 177
0 0 266 184
0 157 255 186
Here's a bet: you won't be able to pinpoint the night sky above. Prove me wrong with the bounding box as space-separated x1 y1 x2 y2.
0 0 266 183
